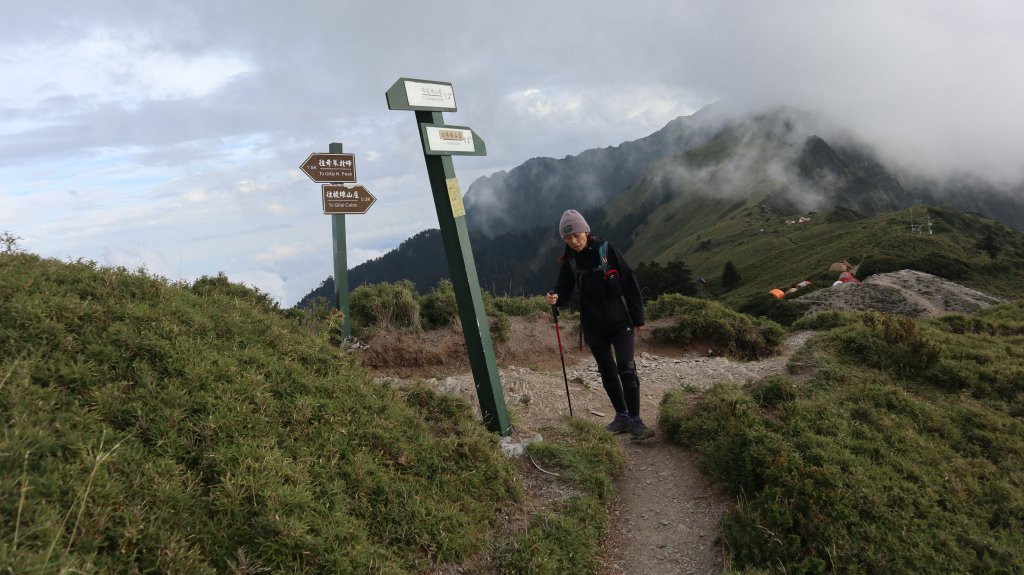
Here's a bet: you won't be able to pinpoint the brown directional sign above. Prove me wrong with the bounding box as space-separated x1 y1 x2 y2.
322 184 376 214
301 153 357 183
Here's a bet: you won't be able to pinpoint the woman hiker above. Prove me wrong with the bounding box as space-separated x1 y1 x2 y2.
545 209 655 440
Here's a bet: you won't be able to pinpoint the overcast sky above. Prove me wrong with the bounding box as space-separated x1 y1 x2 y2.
3 1 1022 306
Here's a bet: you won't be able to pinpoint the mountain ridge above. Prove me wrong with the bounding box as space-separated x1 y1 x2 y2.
462 104 732 237
306 105 1024 306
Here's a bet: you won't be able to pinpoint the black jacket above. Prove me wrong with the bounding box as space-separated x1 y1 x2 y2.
551 236 645 336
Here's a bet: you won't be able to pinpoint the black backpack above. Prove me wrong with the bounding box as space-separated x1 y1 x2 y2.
569 241 634 346
569 240 612 284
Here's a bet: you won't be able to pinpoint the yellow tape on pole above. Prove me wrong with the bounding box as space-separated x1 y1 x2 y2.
446 178 466 218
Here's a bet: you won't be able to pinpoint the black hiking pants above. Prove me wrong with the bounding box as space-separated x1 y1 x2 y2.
587 325 641 417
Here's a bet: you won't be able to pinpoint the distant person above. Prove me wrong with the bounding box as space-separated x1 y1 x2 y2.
545 209 654 440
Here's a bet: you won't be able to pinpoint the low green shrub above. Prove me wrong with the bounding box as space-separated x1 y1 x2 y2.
489 312 511 342
349 280 420 332
749 374 798 408
648 295 786 359
420 279 459 329
647 293 713 320
284 296 346 344
737 293 804 327
662 305 1024 573
660 373 1024 573
934 303 1024 336
490 294 550 317
919 329 1024 402
191 271 279 313
935 313 997 335
475 289 513 342
417 281 516 341
808 306 1024 402
658 386 771 495
830 312 941 379
791 310 863 331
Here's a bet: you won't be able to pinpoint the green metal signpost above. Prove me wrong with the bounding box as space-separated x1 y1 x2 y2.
328 143 350 338
300 144 371 338
386 78 511 435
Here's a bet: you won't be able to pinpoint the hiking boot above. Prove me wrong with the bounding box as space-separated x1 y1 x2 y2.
629 417 656 440
605 412 630 434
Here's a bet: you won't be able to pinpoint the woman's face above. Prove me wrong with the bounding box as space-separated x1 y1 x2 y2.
564 232 589 252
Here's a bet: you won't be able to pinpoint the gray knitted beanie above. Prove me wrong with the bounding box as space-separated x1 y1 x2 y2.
558 209 590 238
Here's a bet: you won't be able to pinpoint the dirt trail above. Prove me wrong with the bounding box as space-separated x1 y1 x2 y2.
600 436 727 575
599 331 812 575
368 318 814 575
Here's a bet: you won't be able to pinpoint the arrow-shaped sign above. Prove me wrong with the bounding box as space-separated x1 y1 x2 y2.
386 78 458 112
419 124 487 156
322 184 376 214
301 153 357 183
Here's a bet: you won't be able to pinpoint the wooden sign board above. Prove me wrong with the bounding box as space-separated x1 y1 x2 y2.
322 184 376 214
301 153 356 183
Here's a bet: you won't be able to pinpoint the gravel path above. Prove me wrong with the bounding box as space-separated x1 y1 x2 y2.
411 329 815 575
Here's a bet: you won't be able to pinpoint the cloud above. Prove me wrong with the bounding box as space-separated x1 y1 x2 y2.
228 268 286 305
3 0 1023 308
494 84 697 156
101 244 176 279
651 121 821 206
666 1 1024 183
348 247 387 266
2 28 252 107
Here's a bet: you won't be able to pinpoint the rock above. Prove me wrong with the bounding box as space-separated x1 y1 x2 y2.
795 269 1004 317
437 376 461 395
499 431 542 458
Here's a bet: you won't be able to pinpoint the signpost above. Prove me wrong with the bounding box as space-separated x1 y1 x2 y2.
420 124 486 156
322 184 376 214
386 78 458 112
387 77 511 435
299 145 374 338
300 153 357 183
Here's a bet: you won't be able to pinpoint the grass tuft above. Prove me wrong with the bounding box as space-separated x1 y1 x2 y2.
525 417 625 502
498 418 622 574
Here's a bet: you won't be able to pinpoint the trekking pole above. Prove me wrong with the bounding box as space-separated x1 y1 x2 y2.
549 300 574 417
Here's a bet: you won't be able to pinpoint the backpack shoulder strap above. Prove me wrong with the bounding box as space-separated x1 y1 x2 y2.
569 240 611 288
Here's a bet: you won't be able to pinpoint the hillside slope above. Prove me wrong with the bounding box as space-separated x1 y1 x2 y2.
626 204 1024 307
0 254 521 573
